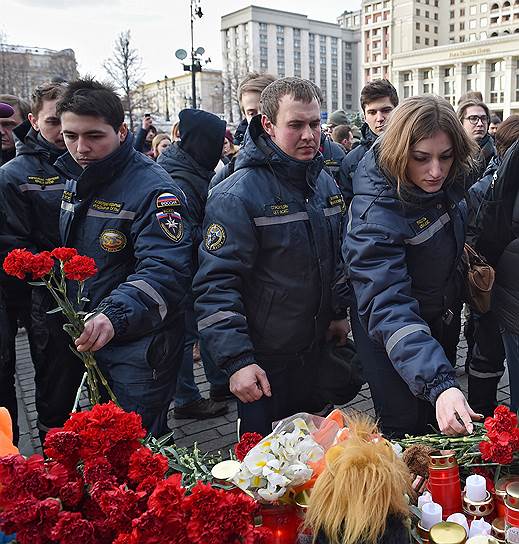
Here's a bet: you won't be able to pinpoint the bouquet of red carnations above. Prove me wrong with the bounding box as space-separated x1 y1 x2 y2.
2 247 115 406
0 402 271 544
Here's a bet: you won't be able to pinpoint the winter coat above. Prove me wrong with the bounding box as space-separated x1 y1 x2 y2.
339 122 378 202
344 145 466 404
193 115 348 377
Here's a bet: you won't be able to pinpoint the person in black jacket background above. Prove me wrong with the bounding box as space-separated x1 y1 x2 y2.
0 83 82 444
339 80 398 203
158 108 231 419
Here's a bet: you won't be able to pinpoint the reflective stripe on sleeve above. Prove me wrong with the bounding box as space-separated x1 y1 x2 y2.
126 279 167 320
386 323 431 356
86 209 136 220
323 206 342 217
253 212 309 227
404 213 451 245
19 183 66 192
198 310 247 332
61 201 74 212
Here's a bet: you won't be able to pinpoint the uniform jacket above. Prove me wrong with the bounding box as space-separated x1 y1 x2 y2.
320 133 345 184
344 145 465 404
54 133 192 342
157 108 225 265
0 121 66 256
193 115 348 377
339 122 378 202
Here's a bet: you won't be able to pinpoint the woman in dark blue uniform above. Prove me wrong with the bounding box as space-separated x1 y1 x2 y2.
344 95 482 437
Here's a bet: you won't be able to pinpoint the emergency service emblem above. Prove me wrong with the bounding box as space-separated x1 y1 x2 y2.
156 211 184 242
99 229 127 252
156 192 181 209
205 223 226 251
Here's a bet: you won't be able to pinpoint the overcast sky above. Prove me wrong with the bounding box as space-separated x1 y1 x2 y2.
4 0 360 83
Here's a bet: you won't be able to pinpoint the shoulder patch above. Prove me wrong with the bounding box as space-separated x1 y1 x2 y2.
27 175 60 186
156 211 184 242
205 223 226 251
156 192 181 210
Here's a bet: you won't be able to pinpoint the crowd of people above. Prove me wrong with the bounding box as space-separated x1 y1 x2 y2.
0 71 517 447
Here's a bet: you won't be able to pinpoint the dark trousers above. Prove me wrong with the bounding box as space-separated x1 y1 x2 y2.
350 309 436 438
0 282 33 445
31 288 85 441
465 309 505 417
97 320 185 438
237 349 322 437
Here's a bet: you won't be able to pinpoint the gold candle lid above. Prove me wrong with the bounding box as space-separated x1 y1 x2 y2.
429 522 467 544
507 481 519 499
429 450 458 470
495 475 519 497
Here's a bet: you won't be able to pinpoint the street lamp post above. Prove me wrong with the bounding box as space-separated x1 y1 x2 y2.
164 75 170 121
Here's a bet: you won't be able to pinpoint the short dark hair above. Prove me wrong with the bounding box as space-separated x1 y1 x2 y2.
332 124 352 143
490 113 502 125
0 94 31 120
56 77 124 132
360 79 398 113
495 114 519 157
260 77 321 125
238 72 277 103
31 81 67 117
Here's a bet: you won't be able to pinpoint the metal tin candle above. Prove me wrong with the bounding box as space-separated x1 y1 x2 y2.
505 481 519 542
494 476 519 519
490 517 506 543
428 450 463 519
429 521 467 543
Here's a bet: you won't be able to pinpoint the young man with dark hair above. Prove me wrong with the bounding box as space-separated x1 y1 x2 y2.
332 124 353 152
0 94 30 165
339 79 398 202
488 113 502 138
194 77 349 435
54 78 193 436
0 82 80 444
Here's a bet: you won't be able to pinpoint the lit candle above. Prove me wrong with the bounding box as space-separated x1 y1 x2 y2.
468 518 492 538
466 475 487 502
421 502 443 530
446 513 469 535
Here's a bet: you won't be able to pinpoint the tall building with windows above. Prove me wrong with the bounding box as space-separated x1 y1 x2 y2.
221 6 361 123
357 0 519 116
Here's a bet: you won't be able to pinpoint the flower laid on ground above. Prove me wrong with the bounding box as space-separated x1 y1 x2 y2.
0 402 270 544
235 432 263 462
232 416 325 502
2 247 110 406
397 404 519 469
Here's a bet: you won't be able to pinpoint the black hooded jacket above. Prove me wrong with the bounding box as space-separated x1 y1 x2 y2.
0 121 67 257
157 108 226 265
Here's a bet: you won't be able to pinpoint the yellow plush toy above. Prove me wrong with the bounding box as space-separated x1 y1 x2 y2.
0 408 18 457
305 412 412 544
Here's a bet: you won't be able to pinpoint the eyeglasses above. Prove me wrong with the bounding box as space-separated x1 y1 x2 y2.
464 115 489 126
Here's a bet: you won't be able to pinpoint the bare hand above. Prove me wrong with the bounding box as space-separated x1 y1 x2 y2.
142 116 153 130
326 318 350 346
230 364 272 403
75 313 115 353
435 387 483 436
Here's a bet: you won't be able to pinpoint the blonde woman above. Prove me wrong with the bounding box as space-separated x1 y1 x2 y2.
151 133 171 159
344 95 481 438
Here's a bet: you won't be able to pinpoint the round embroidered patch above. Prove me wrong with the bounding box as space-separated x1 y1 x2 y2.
99 229 127 252
205 223 226 251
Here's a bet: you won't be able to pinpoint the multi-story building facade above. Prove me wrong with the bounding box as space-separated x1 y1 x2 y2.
350 0 519 115
221 6 361 122
0 43 78 99
135 69 224 125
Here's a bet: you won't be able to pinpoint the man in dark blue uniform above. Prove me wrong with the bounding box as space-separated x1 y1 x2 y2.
54 79 192 436
0 83 83 443
194 78 349 436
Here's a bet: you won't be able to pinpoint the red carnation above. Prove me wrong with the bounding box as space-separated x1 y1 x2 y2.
51 247 78 262
28 251 54 279
485 405 518 435
51 511 96 544
128 447 169 483
59 479 84 509
2 248 34 279
235 432 263 461
44 430 81 467
63 255 98 281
